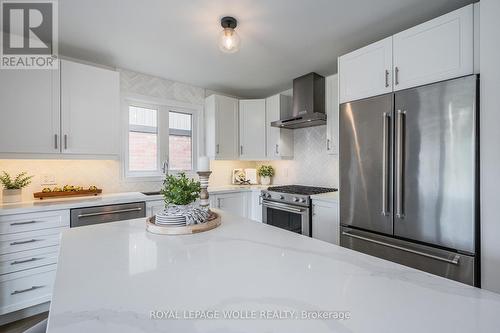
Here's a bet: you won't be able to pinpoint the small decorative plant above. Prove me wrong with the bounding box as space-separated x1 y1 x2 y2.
257 165 275 178
0 171 34 190
258 165 275 185
161 172 201 206
1 171 34 203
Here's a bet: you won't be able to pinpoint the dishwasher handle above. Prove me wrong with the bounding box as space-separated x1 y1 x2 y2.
77 207 142 218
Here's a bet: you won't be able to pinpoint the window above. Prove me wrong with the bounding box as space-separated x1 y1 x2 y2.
169 111 193 171
124 99 198 179
128 106 158 172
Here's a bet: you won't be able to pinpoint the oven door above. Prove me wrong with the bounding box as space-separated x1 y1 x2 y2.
262 200 310 236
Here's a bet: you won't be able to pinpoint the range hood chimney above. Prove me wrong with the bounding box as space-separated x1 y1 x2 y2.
271 72 326 129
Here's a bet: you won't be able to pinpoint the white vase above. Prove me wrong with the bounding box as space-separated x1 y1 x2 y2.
2 189 22 203
260 176 271 185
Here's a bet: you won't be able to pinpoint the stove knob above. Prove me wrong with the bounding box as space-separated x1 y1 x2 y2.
279 195 285 200
300 198 307 203
266 193 272 198
293 197 299 202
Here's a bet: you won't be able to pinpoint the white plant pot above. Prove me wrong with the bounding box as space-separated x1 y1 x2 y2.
2 189 22 203
260 176 272 185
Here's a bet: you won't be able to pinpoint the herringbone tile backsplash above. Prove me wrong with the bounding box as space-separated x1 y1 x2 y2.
259 125 339 188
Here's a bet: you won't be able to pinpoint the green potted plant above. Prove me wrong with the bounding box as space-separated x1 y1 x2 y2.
258 165 275 185
0 171 34 203
161 172 201 207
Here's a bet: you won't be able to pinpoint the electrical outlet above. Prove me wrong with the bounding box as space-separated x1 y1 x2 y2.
41 174 56 186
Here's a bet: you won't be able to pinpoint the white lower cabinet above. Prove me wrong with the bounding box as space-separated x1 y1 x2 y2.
248 190 263 222
146 200 165 217
0 210 69 316
210 192 248 218
210 190 263 221
0 265 56 315
312 200 339 245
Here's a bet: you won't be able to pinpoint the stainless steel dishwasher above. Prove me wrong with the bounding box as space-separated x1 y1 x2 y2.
70 202 146 227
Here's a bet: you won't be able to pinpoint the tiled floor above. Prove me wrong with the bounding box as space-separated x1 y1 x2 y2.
0 312 48 333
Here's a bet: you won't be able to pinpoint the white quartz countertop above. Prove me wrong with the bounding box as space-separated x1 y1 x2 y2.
47 210 500 333
0 186 268 215
0 192 163 216
310 192 339 203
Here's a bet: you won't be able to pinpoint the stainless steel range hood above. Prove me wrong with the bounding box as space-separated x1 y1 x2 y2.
271 72 326 129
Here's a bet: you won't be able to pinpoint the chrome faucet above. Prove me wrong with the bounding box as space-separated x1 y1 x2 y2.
162 159 169 176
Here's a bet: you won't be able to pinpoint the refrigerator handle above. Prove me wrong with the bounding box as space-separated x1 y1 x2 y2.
396 110 406 218
381 112 391 216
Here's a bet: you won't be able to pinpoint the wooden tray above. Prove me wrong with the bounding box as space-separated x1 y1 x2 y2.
146 212 221 235
33 189 102 200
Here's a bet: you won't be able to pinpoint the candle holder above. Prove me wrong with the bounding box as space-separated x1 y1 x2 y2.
197 171 212 210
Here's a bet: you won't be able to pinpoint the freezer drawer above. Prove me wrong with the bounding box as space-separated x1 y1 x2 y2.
340 226 476 286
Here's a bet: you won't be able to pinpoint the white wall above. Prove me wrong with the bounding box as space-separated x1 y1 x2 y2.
480 0 500 293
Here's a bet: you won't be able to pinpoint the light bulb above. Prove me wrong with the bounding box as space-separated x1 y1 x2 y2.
219 27 240 53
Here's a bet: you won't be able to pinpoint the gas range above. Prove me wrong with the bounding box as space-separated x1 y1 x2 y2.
261 185 337 236
261 185 337 207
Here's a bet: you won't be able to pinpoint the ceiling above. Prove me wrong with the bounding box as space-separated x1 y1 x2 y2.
59 0 474 98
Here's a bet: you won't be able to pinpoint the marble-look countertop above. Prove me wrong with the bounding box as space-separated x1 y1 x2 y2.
310 192 339 203
0 186 270 216
0 192 163 216
47 210 500 333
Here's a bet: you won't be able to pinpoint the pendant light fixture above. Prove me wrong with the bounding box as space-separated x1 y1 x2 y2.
218 16 240 53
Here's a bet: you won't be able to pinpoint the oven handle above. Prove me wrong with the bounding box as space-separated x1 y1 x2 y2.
262 201 306 214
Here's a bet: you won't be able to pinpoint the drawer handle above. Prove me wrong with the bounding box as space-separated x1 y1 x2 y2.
10 221 38 226
10 239 39 246
77 207 142 218
11 257 43 265
11 285 44 295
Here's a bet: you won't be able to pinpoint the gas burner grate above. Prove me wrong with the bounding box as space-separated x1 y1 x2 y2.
267 185 337 195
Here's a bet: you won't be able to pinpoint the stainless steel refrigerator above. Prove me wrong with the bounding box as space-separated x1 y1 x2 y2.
339 75 479 286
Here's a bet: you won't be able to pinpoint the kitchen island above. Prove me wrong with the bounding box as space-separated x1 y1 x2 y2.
47 210 500 333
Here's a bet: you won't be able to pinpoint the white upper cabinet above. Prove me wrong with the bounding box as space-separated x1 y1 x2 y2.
338 37 393 103
205 95 239 160
325 74 339 155
0 68 60 154
265 94 293 159
239 99 266 160
393 4 473 91
61 60 119 155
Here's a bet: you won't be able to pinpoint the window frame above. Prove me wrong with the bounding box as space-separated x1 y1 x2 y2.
122 94 200 182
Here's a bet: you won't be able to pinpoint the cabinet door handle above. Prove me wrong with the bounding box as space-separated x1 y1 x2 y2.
10 220 37 226
216 144 220 154
395 67 400 85
11 257 42 265
240 145 243 155
10 239 39 246
385 70 390 88
327 139 331 151
11 286 44 295
64 134 68 149
54 134 58 150
275 144 279 155
217 198 222 208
